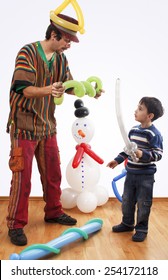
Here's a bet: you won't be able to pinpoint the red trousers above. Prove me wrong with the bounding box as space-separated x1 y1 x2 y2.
7 135 63 229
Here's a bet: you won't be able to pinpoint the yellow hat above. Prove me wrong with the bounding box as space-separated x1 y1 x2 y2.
50 0 85 42
51 13 79 43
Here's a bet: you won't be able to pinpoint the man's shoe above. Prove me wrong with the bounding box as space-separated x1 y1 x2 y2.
132 231 147 242
8 228 27 246
112 223 134 232
45 213 77 225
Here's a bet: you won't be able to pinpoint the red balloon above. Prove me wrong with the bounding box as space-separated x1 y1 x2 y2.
72 145 84 168
72 143 104 168
124 158 128 167
81 143 104 164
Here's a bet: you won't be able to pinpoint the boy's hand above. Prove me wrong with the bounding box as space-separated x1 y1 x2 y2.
106 160 118 169
135 149 143 159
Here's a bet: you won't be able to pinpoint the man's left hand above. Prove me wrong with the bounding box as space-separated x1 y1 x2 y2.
94 88 105 99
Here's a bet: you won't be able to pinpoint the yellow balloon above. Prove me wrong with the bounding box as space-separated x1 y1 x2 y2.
50 0 85 34
70 0 85 34
54 0 70 15
50 11 79 32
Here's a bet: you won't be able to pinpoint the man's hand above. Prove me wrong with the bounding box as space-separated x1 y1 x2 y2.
94 88 105 99
51 82 65 98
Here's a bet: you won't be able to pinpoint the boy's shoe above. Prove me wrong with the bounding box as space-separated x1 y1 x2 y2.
112 223 134 232
44 213 77 225
8 228 27 246
132 231 147 242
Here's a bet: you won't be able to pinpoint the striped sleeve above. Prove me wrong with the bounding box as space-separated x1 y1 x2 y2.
12 44 37 90
140 134 163 162
114 152 128 164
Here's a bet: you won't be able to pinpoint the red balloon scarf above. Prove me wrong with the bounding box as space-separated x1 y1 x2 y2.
72 143 104 168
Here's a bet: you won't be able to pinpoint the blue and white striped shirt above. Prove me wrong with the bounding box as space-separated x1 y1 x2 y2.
114 124 163 174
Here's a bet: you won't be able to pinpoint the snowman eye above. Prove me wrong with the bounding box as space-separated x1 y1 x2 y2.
84 124 87 127
76 123 79 126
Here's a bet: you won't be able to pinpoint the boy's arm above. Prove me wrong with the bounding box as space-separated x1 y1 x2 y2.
136 135 163 162
107 152 128 169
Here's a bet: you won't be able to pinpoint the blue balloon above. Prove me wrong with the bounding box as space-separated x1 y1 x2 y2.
9 218 103 260
111 169 127 202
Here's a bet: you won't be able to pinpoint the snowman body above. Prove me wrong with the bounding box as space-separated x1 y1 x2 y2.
66 153 101 192
66 117 100 191
61 108 108 213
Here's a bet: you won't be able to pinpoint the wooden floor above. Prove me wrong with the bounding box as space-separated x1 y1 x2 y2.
0 198 168 260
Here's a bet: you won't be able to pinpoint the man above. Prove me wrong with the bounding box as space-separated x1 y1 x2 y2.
6 13 103 246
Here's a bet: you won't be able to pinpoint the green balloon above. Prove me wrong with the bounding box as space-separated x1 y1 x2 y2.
54 95 64 105
54 80 86 105
86 76 103 93
64 80 86 97
81 81 96 97
54 77 102 105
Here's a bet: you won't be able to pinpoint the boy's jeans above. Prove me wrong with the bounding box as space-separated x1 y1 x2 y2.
122 173 155 233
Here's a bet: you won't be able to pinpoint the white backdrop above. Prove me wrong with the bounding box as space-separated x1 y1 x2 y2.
0 0 168 197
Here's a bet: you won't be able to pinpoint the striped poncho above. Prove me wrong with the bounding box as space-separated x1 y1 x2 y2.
114 124 163 174
7 42 73 140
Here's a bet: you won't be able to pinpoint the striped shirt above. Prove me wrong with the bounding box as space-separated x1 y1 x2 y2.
7 42 73 140
114 124 163 174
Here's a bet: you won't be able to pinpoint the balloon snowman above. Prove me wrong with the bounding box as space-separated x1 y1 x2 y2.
61 99 109 213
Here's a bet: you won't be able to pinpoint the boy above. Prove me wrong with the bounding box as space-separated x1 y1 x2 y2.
107 97 164 242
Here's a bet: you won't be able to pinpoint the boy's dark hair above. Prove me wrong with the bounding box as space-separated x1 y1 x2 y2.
139 97 164 121
45 23 62 40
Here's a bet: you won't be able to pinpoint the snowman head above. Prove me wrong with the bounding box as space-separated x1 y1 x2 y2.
72 99 95 144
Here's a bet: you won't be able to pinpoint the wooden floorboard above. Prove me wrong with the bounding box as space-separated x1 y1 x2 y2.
0 198 168 260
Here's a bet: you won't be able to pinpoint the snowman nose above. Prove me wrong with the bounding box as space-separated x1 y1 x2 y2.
78 129 85 138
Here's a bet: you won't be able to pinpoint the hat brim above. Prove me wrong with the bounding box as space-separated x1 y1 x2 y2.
53 23 79 43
